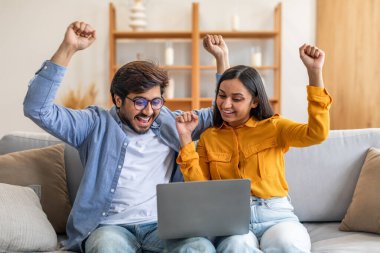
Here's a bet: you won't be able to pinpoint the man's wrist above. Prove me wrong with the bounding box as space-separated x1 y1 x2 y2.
51 43 76 67
58 43 77 58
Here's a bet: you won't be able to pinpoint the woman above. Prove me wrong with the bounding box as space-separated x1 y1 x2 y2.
175 37 332 253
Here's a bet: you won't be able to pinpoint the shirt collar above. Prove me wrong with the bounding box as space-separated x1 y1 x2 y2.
245 117 258 127
109 106 122 127
220 117 258 129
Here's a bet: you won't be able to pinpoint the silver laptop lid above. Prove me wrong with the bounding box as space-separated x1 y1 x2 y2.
157 179 251 239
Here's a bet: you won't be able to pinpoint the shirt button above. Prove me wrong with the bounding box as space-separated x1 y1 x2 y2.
43 66 47 70
102 212 106 216
110 188 115 193
124 142 127 146
118 165 122 169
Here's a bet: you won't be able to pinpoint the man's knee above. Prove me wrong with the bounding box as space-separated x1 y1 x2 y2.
85 226 140 253
165 237 215 253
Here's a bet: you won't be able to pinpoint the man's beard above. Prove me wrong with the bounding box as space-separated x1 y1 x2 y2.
118 112 154 135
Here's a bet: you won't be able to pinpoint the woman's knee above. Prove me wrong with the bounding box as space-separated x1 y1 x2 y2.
216 232 260 253
261 222 311 253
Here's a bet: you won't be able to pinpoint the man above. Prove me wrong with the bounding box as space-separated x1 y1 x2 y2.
23 21 229 253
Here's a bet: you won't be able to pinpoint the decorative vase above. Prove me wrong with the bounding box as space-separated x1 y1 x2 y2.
165 78 175 99
165 42 174 66
231 14 240 31
130 0 147 31
251 46 262 67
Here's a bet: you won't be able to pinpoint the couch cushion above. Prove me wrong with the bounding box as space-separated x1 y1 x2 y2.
285 128 380 222
0 144 71 233
339 147 380 234
304 223 380 253
0 183 57 252
0 132 84 206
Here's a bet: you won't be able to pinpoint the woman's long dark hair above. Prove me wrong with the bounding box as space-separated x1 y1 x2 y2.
213 65 274 127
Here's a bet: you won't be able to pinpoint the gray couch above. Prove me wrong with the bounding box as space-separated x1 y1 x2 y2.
1 129 380 252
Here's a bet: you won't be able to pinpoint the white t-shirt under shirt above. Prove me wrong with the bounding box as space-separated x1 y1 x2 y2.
100 125 175 225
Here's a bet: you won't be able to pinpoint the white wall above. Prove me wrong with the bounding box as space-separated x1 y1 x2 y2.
0 0 315 138
0 0 109 137
282 0 316 123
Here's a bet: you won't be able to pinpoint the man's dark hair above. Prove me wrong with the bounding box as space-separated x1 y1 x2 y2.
110 61 169 105
213 65 274 127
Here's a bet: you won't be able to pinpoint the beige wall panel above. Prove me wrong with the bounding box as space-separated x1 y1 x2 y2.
317 0 380 129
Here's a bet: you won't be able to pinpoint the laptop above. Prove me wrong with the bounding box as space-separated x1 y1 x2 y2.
156 179 251 239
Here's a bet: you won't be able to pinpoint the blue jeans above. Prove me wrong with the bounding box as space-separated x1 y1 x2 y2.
85 222 215 253
214 197 311 253
163 237 216 253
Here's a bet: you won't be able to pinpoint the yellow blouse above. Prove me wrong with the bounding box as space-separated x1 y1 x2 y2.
177 86 333 199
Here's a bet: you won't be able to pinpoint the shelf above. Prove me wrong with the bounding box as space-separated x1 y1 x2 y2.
114 31 192 39
200 98 214 102
200 31 278 39
164 98 192 111
109 2 281 113
114 65 193 71
113 31 277 40
112 65 192 72
200 65 278 70
270 98 279 103
161 65 192 70
164 98 192 102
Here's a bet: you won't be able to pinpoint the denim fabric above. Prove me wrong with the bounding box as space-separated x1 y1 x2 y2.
164 237 216 253
215 197 311 253
85 223 163 253
23 61 215 252
249 196 299 238
215 232 260 253
85 224 217 253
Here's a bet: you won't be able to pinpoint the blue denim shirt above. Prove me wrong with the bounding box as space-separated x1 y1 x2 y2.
23 61 214 252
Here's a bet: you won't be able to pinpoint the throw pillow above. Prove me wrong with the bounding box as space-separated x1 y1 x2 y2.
339 147 380 234
0 144 71 233
0 183 57 252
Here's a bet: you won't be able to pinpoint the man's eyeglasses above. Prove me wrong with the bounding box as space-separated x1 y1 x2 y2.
125 96 165 110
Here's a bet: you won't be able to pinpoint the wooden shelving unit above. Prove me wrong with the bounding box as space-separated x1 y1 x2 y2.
109 2 281 113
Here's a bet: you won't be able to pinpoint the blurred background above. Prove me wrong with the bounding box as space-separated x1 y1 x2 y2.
0 0 378 138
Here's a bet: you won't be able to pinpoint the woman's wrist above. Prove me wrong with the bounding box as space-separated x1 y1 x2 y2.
308 69 324 87
179 133 193 148
215 53 230 74
214 52 228 63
